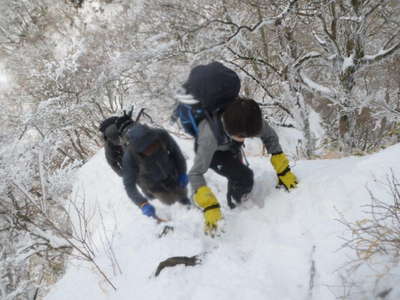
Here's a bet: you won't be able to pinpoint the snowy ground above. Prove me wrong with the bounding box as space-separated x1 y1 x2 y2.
45 136 400 300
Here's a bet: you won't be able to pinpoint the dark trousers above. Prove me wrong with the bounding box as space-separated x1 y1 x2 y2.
209 150 254 208
139 178 190 206
152 185 190 205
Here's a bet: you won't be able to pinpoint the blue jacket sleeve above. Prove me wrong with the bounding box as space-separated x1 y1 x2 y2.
122 151 147 207
160 130 187 176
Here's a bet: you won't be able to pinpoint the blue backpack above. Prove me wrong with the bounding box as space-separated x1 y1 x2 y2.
173 62 241 138
173 103 205 137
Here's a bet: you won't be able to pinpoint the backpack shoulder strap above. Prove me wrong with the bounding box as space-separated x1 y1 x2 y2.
203 110 230 146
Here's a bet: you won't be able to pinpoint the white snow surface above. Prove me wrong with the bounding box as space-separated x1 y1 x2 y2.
0 61 11 92
45 137 400 300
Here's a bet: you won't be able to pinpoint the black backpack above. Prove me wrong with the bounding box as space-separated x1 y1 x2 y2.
173 62 241 140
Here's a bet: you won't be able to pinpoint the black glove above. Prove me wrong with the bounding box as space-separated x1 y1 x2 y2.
115 108 134 135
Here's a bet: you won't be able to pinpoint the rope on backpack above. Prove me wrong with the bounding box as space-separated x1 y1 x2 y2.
135 108 154 124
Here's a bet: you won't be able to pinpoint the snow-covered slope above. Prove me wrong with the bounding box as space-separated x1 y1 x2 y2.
45 138 400 300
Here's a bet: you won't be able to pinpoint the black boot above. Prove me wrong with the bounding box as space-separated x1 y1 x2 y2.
227 185 236 209
179 197 191 206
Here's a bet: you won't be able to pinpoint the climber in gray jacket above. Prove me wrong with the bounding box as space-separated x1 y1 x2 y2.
177 62 297 235
190 98 298 234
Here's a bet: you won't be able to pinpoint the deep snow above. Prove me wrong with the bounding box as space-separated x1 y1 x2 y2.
45 135 400 300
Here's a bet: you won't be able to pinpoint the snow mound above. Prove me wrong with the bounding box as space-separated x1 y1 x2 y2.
45 140 400 300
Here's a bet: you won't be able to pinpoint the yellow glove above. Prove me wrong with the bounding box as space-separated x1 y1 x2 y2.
271 153 298 190
194 186 222 235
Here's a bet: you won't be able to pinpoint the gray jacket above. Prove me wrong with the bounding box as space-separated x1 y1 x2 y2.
188 119 282 192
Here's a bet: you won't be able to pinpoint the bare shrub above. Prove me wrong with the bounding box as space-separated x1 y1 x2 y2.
337 171 400 299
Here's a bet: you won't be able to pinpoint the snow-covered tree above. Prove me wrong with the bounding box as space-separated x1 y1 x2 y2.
297 0 400 152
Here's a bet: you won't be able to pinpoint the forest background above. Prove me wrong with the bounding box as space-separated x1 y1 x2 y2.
0 0 399 299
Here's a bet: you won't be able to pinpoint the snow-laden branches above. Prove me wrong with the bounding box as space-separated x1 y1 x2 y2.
299 71 337 101
361 41 400 65
293 51 322 69
10 178 118 291
176 0 299 54
315 13 342 56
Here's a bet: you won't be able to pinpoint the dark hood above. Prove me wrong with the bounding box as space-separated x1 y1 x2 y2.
100 116 120 145
126 124 160 153
104 124 120 145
